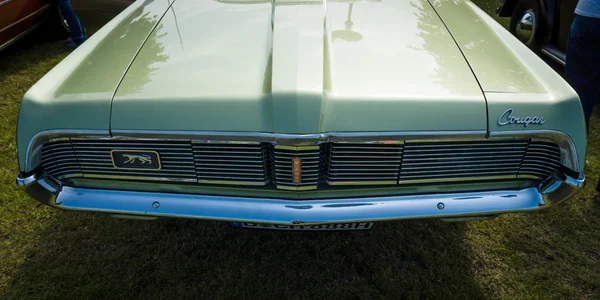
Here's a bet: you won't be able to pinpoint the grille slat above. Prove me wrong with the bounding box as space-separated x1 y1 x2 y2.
327 143 403 184
406 142 528 148
40 138 564 188
401 162 521 170
68 140 197 180
81 170 195 178
401 171 518 179
400 154 524 161
399 141 528 182
41 148 75 155
40 141 82 179
518 142 561 178
79 168 197 175
401 158 522 166
192 142 268 184
401 166 521 175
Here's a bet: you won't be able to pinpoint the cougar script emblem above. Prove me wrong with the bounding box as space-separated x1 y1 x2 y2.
497 108 545 127
111 150 161 170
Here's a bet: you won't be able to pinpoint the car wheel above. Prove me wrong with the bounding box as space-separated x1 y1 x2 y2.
509 0 544 51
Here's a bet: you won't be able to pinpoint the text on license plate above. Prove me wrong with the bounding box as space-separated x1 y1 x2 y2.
228 222 374 231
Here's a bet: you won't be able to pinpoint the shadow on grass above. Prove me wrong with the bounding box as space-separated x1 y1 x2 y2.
0 0 134 82
0 29 70 83
4 213 485 299
495 199 600 297
487 114 600 297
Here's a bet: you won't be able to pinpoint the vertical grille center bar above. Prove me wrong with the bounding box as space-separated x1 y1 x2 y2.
268 145 323 190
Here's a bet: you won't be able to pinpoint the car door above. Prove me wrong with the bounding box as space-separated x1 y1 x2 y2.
553 0 577 52
0 0 51 50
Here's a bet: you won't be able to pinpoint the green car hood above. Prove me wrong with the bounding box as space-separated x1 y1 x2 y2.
111 0 487 134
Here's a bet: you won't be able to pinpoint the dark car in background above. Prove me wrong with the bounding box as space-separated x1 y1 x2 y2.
497 0 578 66
0 0 68 51
0 0 134 52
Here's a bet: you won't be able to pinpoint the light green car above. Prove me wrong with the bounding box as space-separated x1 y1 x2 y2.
16 0 586 231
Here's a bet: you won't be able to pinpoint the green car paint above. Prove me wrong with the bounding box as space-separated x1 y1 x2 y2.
17 0 585 174
112 0 486 133
16 0 171 171
434 0 586 170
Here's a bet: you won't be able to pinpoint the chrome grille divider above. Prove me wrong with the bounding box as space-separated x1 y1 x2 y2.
268 145 322 190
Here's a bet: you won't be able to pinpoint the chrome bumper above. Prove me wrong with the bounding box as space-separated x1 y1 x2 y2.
16 173 585 224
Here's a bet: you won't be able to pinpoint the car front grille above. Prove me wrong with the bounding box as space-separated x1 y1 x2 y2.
193 142 268 185
40 138 563 189
46 140 199 181
327 143 404 185
398 140 528 183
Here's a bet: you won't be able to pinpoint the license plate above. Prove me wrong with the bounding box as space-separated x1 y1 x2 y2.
228 222 374 231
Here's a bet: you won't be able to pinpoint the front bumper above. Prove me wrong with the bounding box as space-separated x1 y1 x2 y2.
16 172 585 224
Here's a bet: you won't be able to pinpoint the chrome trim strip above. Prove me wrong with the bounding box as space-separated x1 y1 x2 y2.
276 185 318 191
0 16 45 52
84 174 197 183
274 145 321 151
16 173 38 186
541 47 566 67
60 174 262 185
198 179 269 186
398 175 518 185
16 172 585 224
0 4 49 34
517 174 542 180
328 180 397 186
111 130 488 145
0 0 14 8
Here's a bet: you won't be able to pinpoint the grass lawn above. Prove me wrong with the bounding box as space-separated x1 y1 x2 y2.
1 1 599 299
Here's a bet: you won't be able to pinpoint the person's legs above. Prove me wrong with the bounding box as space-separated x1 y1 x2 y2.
566 15 600 193
565 15 600 131
57 0 86 45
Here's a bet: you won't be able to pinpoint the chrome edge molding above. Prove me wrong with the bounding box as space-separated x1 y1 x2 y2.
488 130 579 172
111 129 488 145
22 129 579 173
24 129 110 172
0 3 51 51
541 47 566 67
0 0 15 8
15 171 585 224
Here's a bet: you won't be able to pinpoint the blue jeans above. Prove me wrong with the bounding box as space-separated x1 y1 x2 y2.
565 15 600 192
57 0 86 45
566 15 600 132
